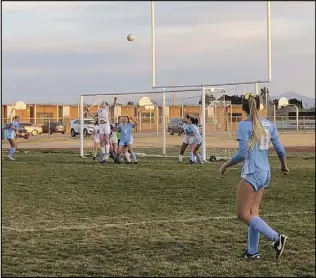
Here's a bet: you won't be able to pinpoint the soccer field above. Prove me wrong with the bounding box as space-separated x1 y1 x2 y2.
2 151 315 277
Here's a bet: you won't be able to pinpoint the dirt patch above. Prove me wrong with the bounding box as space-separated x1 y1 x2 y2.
2 132 314 153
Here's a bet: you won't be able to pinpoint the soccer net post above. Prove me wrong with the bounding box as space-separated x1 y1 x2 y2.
79 87 233 161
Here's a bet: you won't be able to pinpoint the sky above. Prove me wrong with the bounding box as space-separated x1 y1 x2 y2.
2 1 315 105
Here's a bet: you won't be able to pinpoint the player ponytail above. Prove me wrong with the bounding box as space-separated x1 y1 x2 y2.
94 119 99 126
126 116 130 123
242 94 266 149
194 117 199 125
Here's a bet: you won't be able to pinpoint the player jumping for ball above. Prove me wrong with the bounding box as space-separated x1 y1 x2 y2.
85 97 117 163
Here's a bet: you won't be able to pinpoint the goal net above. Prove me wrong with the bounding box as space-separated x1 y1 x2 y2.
79 87 238 162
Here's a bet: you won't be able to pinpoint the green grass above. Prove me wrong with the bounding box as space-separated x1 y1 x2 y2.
2 151 315 277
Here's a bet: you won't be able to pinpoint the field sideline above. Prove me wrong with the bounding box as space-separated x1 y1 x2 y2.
1 150 315 277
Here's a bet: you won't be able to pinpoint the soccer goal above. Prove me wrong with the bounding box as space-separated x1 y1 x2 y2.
79 87 238 161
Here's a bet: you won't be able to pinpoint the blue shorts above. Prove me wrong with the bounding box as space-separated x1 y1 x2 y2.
119 139 132 147
241 171 271 191
5 130 15 140
193 134 202 145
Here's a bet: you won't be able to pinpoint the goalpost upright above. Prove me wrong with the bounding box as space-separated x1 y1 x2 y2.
150 1 272 161
79 1 272 160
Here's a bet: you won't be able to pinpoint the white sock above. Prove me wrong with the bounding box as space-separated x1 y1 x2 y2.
125 152 131 162
179 154 183 162
105 144 110 155
101 147 105 155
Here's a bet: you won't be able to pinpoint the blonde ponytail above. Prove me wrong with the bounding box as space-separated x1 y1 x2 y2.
248 96 267 149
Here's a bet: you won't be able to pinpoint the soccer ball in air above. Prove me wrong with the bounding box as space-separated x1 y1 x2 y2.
127 34 135 42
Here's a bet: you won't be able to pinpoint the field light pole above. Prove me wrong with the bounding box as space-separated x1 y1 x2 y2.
267 1 272 82
150 1 272 157
151 1 156 88
151 1 167 154
150 1 272 89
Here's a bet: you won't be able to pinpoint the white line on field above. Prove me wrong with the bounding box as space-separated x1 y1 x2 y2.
2 211 314 233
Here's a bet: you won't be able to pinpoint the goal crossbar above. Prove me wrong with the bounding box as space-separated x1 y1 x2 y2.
80 88 201 97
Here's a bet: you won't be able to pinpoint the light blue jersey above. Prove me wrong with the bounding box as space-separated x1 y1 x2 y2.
118 123 136 146
7 121 19 139
186 124 202 145
232 117 285 191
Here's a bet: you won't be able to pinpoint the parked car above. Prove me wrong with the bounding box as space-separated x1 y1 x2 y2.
168 118 202 135
168 118 184 135
1 123 30 140
42 122 66 134
20 122 43 136
16 124 31 139
70 118 95 137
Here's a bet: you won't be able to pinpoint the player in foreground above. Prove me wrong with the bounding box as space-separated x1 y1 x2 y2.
85 97 117 163
116 116 138 164
92 119 100 160
187 117 204 164
219 93 289 260
178 115 191 163
6 116 20 160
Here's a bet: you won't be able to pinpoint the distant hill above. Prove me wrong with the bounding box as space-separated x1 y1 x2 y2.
270 92 315 109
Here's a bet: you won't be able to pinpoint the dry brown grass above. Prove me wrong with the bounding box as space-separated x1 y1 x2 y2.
5 132 314 150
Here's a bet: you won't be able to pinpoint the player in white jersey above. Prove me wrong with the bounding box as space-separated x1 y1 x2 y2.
187 117 204 164
85 97 117 163
92 119 100 160
178 115 191 163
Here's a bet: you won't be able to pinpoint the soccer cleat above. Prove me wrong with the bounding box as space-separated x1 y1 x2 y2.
244 251 260 260
272 234 288 260
8 156 15 161
100 159 106 164
134 161 138 164
189 160 196 164
93 156 96 161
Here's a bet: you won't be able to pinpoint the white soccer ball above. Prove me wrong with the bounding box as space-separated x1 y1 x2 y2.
127 34 135 42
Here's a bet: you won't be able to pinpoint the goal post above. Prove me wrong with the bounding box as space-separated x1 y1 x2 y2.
79 86 245 161
79 88 207 158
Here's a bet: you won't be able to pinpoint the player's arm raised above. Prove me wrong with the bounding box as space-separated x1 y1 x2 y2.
129 117 138 125
110 97 117 108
